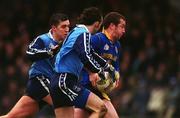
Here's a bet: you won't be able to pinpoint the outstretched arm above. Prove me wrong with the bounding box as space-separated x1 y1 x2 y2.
26 37 59 61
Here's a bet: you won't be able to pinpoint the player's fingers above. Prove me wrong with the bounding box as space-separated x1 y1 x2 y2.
115 79 119 88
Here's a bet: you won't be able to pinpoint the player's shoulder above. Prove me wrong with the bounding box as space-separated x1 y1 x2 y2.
93 32 104 38
74 25 88 35
91 32 104 41
38 33 50 41
71 27 89 40
95 32 109 44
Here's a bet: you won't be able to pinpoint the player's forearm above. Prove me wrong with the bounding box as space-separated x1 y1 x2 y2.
74 33 108 73
26 48 53 61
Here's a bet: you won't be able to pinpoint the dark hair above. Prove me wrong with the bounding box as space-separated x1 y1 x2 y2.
49 13 69 27
103 12 125 29
78 7 102 25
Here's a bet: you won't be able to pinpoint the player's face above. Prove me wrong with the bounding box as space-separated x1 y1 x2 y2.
55 20 70 41
113 19 126 40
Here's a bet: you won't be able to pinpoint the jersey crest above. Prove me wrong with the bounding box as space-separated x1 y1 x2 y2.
104 44 109 51
49 43 55 49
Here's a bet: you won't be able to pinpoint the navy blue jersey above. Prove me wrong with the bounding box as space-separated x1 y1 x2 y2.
81 32 121 85
55 25 108 78
26 31 59 79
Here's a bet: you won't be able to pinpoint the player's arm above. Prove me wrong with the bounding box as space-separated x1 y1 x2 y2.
73 32 108 73
26 37 59 61
84 67 100 86
73 32 118 81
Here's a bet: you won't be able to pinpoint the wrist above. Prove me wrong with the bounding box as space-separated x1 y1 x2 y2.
47 49 54 57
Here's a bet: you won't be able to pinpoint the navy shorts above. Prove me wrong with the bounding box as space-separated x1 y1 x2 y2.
25 75 50 102
75 83 107 109
50 73 90 108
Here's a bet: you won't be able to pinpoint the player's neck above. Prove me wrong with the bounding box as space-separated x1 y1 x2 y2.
103 29 114 42
86 25 94 34
52 32 63 43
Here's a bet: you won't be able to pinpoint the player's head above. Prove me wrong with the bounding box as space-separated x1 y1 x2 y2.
49 13 70 42
78 7 103 34
103 12 126 41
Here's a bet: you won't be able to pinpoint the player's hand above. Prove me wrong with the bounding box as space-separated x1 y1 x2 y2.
48 45 60 57
98 71 106 80
115 71 120 81
106 65 120 82
51 45 60 55
112 71 120 88
104 64 119 82
114 77 120 88
89 73 100 87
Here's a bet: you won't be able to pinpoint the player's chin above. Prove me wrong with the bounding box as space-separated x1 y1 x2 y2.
118 35 122 39
63 35 67 39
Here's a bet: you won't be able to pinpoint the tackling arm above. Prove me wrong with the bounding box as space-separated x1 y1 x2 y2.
73 32 109 73
26 37 59 61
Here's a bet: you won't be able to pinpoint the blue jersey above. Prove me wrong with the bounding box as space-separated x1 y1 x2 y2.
81 32 121 85
26 31 59 79
55 25 108 78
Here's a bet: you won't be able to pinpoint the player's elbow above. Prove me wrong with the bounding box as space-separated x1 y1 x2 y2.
26 53 36 62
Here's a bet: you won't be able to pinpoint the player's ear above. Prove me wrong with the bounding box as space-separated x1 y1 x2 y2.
94 21 102 30
109 23 115 29
51 25 57 31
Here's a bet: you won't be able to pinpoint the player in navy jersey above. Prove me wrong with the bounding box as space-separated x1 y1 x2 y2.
75 12 126 118
0 13 70 118
49 7 118 118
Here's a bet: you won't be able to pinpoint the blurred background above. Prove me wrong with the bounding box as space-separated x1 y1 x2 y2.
0 0 179 118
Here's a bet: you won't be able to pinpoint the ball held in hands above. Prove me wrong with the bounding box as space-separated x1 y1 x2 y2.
96 71 118 93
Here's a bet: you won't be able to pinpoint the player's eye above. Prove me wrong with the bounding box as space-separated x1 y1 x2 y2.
61 25 69 29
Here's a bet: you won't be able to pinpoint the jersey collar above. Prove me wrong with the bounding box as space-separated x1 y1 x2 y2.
48 30 59 43
102 28 111 40
76 24 89 32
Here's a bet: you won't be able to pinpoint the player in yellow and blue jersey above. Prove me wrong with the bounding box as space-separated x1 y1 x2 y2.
75 12 126 118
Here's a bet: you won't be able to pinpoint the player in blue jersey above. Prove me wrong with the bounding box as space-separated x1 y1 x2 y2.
49 7 119 118
1 13 70 118
75 12 126 118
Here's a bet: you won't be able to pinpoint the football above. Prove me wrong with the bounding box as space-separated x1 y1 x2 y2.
96 72 116 93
